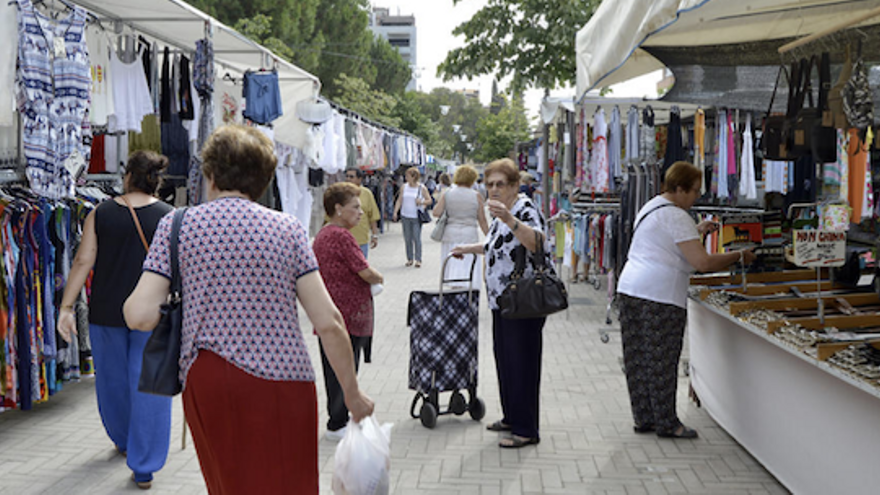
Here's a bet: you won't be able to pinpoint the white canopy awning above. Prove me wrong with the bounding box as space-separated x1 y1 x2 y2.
73 0 319 149
576 0 880 100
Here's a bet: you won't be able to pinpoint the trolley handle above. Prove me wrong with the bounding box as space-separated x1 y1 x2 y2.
438 252 478 306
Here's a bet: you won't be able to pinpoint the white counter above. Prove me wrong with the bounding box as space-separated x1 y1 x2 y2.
688 299 880 495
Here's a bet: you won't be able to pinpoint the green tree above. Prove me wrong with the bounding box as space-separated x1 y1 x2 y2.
308 0 376 98
391 92 447 157
233 14 294 63
473 93 532 163
333 73 400 128
370 36 412 96
189 0 321 71
438 0 599 92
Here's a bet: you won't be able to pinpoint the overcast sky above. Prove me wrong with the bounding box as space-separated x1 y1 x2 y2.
373 1 661 121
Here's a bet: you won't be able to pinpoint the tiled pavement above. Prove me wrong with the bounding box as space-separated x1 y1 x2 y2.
0 221 788 494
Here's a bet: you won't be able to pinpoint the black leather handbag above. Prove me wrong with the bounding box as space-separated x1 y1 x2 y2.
761 65 789 160
812 52 837 163
499 231 568 319
790 57 819 158
138 208 188 396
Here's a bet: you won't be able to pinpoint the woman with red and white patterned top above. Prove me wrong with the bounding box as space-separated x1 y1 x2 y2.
124 125 374 494
313 182 384 440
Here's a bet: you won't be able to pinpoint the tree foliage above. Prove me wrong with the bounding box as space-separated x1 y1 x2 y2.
473 93 532 163
438 0 599 92
333 74 401 128
370 36 413 96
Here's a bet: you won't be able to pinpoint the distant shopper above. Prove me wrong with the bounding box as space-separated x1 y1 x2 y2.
124 125 373 493
57 150 173 490
617 161 755 439
519 171 536 199
452 158 553 449
393 167 431 268
433 165 488 286
313 182 384 440
345 169 381 258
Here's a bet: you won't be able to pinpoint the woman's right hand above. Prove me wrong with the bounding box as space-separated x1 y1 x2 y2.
345 389 375 423
739 248 758 265
57 308 77 343
450 246 466 259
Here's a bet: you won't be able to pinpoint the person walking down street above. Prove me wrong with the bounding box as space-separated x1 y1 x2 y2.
313 182 384 441
617 161 756 439
57 150 174 490
344 169 380 258
393 167 431 268
433 165 488 287
124 125 374 494
436 172 451 199
452 158 553 449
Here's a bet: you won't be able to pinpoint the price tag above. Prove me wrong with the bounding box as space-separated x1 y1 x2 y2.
54 37 66 59
793 230 846 267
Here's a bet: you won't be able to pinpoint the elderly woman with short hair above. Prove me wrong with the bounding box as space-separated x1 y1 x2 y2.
124 125 374 493
452 158 553 449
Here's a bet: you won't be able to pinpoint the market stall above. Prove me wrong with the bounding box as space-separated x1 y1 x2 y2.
573 2 880 492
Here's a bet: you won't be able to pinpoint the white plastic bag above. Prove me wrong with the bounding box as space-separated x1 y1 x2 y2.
332 415 393 495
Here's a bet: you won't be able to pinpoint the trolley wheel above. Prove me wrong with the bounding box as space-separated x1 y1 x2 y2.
420 402 438 429
450 391 467 416
409 393 423 419
468 397 486 421
600 333 610 344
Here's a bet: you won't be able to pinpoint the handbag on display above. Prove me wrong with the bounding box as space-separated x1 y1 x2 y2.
843 41 874 131
811 52 837 163
430 210 448 241
499 231 568 319
138 207 188 396
761 65 790 160
790 56 821 158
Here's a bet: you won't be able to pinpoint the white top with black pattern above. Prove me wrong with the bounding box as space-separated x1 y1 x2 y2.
483 195 554 311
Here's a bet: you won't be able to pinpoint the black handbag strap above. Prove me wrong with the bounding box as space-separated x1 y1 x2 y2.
765 65 788 118
511 230 548 278
633 202 676 234
169 208 188 299
818 52 831 111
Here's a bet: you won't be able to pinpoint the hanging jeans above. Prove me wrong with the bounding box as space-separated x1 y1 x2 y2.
401 216 422 262
90 324 172 483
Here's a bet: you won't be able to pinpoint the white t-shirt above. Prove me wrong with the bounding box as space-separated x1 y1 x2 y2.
86 26 115 125
617 196 699 309
108 48 153 133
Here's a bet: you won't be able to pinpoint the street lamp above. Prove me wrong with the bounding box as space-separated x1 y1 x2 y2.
452 124 461 133
439 105 450 116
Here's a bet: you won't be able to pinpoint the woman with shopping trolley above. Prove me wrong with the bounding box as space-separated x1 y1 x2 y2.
451 158 554 449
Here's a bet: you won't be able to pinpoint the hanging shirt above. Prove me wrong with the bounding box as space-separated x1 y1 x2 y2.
591 108 609 193
86 26 114 126
0 2 18 125
213 74 243 129
694 109 705 193
739 117 757 200
15 0 91 199
108 47 153 133
716 110 728 198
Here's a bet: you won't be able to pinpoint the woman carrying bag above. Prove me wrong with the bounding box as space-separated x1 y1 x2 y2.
393 167 431 268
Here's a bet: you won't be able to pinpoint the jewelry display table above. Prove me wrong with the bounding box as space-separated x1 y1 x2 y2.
688 299 880 495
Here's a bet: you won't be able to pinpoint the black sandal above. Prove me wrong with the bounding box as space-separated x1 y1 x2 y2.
656 425 698 439
486 420 511 432
633 424 655 434
499 435 540 448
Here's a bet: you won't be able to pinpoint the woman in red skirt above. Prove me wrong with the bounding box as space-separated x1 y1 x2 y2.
125 125 374 493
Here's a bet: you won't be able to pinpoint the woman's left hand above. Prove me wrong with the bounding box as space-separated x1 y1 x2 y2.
486 199 512 223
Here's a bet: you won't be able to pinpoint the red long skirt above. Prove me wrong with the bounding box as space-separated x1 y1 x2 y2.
183 350 318 494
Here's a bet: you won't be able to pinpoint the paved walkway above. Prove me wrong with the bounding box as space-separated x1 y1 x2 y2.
0 221 788 494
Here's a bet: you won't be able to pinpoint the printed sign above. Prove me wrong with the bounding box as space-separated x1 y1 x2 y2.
793 230 846 267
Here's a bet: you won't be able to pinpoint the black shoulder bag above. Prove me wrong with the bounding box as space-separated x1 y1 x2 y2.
499 230 568 319
761 65 790 160
138 207 188 396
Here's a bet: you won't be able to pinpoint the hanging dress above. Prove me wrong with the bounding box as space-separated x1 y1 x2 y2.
15 0 91 199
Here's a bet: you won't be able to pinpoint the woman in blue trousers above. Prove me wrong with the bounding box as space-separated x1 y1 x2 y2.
57 151 174 490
